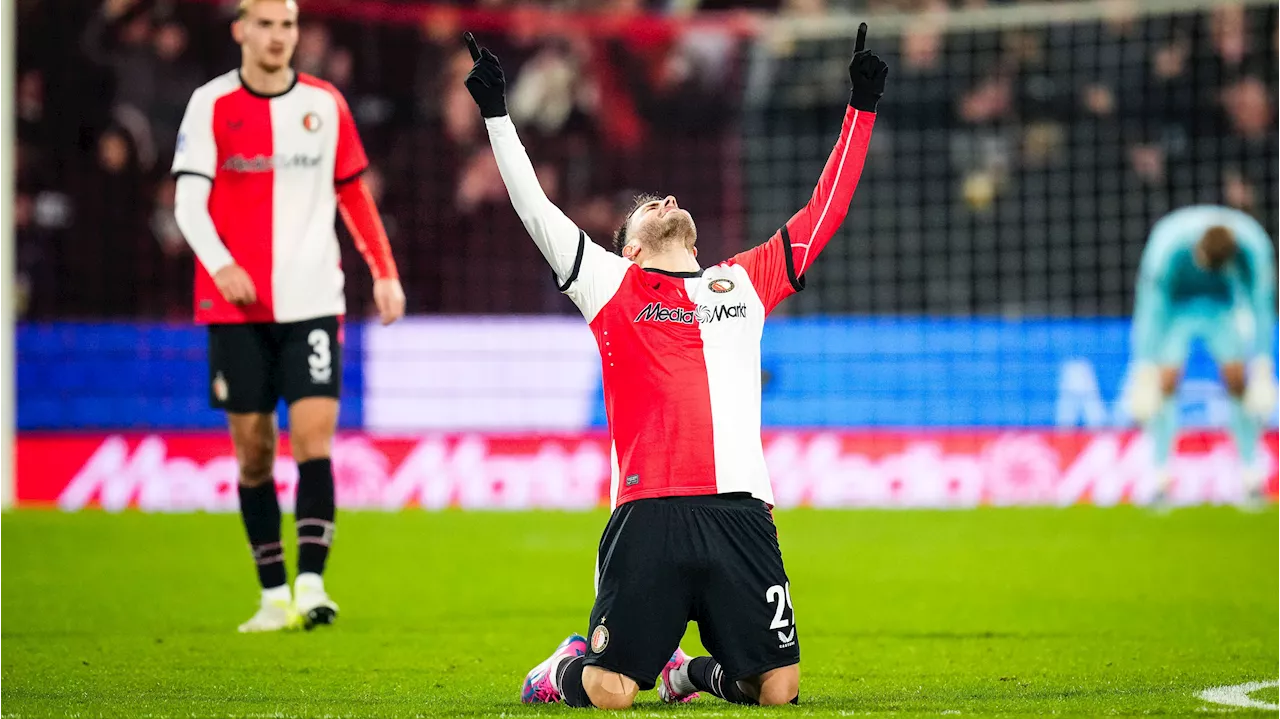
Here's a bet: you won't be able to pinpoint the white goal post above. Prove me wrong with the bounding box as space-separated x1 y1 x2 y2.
2 0 15 511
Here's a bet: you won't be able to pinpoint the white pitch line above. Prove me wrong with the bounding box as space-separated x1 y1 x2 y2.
1196 680 1279 711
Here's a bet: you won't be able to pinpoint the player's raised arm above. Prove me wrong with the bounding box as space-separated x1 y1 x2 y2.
786 24 886 278
732 24 886 313
462 32 585 284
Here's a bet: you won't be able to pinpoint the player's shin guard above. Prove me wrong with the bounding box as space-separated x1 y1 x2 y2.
238 481 286 589
557 656 594 708
680 657 758 705
295 458 336 576
1227 399 1260 467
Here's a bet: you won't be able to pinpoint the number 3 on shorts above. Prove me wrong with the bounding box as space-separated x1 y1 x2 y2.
307 328 332 384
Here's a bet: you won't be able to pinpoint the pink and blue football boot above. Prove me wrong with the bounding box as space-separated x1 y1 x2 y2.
521 633 587 704
658 647 700 703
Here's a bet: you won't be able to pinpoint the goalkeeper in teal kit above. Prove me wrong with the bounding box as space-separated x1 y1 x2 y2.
1128 205 1277 503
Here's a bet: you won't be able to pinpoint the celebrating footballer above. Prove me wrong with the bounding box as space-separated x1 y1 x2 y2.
462 24 887 709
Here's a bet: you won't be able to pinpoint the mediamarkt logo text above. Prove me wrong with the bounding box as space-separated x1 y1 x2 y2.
16 431 1275 512
222 153 322 173
634 302 748 325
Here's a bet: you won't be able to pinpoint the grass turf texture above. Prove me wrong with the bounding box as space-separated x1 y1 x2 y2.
2 507 1276 717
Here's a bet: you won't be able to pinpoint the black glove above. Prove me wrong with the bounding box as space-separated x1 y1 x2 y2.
848 23 888 112
463 32 507 118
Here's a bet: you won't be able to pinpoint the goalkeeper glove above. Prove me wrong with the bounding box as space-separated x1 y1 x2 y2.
848 22 889 112
463 32 507 119
1244 356 1278 421
1125 362 1164 424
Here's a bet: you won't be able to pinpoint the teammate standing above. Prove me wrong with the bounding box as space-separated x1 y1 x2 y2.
1127 205 1276 505
463 26 886 708
172 0 405 632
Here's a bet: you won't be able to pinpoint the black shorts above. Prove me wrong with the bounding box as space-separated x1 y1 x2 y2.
583 493 799 689
207 316 342 413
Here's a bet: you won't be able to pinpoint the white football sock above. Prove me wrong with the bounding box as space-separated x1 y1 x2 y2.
262 584 292 603
295 572 324 593
669 660 697 696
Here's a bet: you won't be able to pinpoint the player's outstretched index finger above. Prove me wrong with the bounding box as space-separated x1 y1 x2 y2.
855 22 867 52
464 32 482 62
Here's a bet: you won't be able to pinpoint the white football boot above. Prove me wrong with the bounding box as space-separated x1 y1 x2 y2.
294 572 339 629
238 586 301 633
1238 465 1267 512
1148 469 1175 513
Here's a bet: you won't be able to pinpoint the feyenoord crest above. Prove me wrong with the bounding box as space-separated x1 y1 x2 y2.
590 624 609 653
213 372 229 402
302 112 322 132
708 278 735 293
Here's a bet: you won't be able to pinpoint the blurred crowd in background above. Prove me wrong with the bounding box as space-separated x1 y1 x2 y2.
757 0 1278 315
14 0 1278 319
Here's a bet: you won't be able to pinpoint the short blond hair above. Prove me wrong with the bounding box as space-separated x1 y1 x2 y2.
237 0 299 18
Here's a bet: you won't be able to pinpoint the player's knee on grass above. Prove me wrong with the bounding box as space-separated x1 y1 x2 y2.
1220 362 1247 398
1158 366 1182 397
752 665 800 706
288 398 338 462
582 666 639 710
229 413 277 486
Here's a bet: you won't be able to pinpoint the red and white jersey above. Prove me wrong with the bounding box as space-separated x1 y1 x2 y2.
486 106 875 509
172 71 368 324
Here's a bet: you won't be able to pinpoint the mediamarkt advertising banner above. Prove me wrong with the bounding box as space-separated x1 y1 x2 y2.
16 431 1277 511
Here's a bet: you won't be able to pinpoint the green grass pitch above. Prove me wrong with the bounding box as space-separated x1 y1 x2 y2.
3 507 1276 717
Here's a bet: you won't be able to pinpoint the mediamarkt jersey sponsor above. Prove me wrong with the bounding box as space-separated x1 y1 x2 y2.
485 106 876 508
172 71 369 324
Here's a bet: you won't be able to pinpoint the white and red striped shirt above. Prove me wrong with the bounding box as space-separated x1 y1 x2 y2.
487 107 875 508
172 70 369 324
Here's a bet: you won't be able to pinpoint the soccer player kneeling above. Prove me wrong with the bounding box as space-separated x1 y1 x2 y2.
1127 206 1276 507
462 26 887 707
172 0 405 632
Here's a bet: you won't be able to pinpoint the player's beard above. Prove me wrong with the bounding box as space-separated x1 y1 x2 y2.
637 210 697 255
256 57 289 74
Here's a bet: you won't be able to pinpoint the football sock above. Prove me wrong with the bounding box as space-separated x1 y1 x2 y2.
1227 398 1259 466
681 656 758 705
295 458 336 576
238 480 286 589
1149 401 1177 472
262 584 292 604
669 658 699 695
557 656 594 708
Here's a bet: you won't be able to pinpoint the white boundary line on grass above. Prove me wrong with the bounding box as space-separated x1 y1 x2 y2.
1196 680 1279 711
